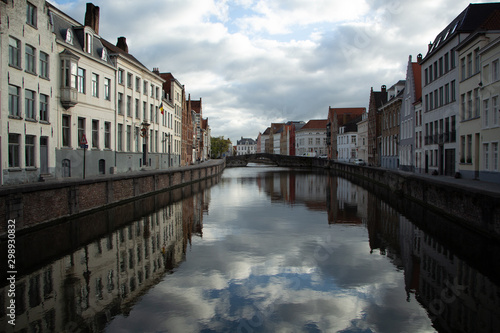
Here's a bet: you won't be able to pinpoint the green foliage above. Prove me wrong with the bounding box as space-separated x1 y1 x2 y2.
211 136 232 158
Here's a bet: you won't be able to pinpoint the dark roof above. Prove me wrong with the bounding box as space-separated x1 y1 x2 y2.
50 7 114 67
423 3 500 61
100 38 148 70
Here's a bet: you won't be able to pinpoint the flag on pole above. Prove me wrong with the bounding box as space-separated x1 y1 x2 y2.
160 103 164 114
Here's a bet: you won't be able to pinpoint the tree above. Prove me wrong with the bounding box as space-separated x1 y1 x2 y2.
211 136 232 158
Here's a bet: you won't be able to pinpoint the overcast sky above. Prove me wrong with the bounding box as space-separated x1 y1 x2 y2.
49 0 491 144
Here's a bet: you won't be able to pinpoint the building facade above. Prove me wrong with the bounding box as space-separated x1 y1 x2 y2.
420 3 500 176
400 55 422 172
296 119 328 156
236 137 256 155
380 81 405 170
3 0 59 184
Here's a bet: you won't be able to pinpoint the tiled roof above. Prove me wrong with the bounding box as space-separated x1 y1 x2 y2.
299 119 328 130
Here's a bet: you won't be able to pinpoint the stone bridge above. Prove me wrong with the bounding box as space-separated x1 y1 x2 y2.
226 153 328 168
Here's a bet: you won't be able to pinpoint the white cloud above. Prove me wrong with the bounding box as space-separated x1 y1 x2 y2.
48 0 495 143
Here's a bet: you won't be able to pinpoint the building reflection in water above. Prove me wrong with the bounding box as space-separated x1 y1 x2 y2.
0 180 213 333
1 170 499 332
255 169 500 333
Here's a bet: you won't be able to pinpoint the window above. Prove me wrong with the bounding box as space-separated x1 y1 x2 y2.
136 77 140 92
62 115 70 147
92 73 99 97
127 96 132 117
118 93 123 115
444 52 449 72
451 80 456 101
150 84 154 97
126 125 131 151
62 59 77 89
78 117 86 144
25 135 35 167
484 99 489 127
9 134 21 168
117 124 123 151
104 78 111 100
474 89 480 118
143 101 147 120
135 127 140 151
467 135 472 161
143 81 148 95
118 69 124 85
9 85 20 117
150 104 153 122
493 96 499 126
39 52 49 79
26 2 37 27
9 37 21 68
127 73 133 88
493 143 499 171
104 122 111 149
85 33 92 53
25 45 36 74
484 143 489 170
493 60 499 82
444 83 450 104
77 67 86 93
25 89 36 120
92 120 99 148
39 94 48 122
467 54 472 77
65 29 73 44
461 58 466 80
474 48 480 74
135 98 139 118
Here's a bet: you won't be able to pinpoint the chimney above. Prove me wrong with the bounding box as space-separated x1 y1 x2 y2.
116 37 128 53
417 53 423 62
381 85 387 93
428 42 433 52
152 67 160 75
84 3 100 34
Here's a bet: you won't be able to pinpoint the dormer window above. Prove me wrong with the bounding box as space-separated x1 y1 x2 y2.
65 29 73 44
101 48 107 61
85 32 92 53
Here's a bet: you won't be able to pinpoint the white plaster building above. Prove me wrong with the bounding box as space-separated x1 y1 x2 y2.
420 3 500 176
337 121 359 163
236 137 256 155
456 19 500 183
2 0 59 184
356 112 369 162
295 119 328 156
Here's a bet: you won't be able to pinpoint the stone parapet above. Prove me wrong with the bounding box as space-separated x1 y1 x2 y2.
0 160 225 237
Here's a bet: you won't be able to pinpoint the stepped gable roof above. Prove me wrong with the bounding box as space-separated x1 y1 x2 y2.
424 3 500 61
191 99 202 114
300 119 328 130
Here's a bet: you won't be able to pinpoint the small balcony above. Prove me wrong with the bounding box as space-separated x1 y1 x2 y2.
60 87 78 109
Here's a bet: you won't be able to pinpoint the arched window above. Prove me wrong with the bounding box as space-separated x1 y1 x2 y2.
99 159 105 175
62 159 71 177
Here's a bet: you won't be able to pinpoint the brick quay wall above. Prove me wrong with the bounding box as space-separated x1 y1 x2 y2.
328 161 500 240
0 159 225 237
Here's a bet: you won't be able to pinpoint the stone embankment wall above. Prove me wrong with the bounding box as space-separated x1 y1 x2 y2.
0 160 225 237
329 161 500 240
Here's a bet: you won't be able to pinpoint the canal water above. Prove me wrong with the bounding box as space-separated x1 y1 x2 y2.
1 165 500 332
